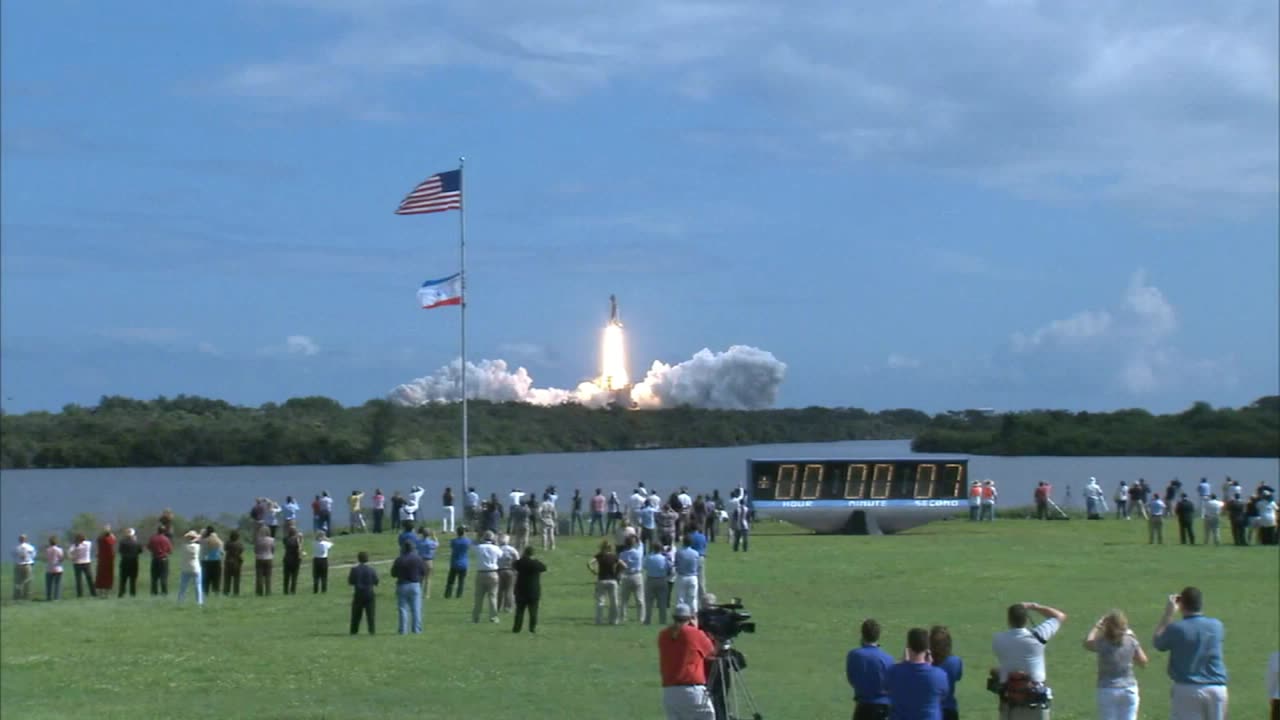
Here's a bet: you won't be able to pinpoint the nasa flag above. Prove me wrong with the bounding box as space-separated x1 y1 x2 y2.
418 273 462 310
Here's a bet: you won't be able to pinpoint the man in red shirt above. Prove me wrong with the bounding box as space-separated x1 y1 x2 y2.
146 526 173 596
658 603 716 719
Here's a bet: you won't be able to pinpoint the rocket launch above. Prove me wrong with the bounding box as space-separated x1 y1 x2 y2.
599 294 630 392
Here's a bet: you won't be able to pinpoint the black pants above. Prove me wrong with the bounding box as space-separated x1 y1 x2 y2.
350 592 375 634
513 596 540 633
150 557 169 595
1230 518 1247 545
223 562 242 595
313 558 329 593
589 512 604 535
269 525 278 539
853 702 891 720
201 560 222 596
373 509 384 533
255 559 272 596
942 710 958 720
571 511 585 536
73 564 95 597
283 559 300 594
118 559 138 597
444 567 467 598
733 529 750 552
1178 520 1195 544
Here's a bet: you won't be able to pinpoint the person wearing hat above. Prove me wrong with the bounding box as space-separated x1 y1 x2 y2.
176 530 204 606
472 531 503 623
658 602 716 719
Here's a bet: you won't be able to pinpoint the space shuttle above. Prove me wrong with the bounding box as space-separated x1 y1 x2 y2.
609 294 622 327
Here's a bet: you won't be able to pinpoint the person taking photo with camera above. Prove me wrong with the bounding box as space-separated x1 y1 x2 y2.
658 602 716 719
1152 586 1228 720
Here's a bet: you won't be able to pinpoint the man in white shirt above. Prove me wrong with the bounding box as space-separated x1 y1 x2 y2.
992 601 1068 719
312 532 334 594
628 489 647 524
12 534 36 600
725 490 743 545
677 488 693 512
471 532 503 623
1196 478 1212 516
402 486 424 524
496 534 519 613
1202 494 1224 546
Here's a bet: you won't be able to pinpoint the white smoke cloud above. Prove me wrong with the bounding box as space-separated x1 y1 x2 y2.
389 345 786 410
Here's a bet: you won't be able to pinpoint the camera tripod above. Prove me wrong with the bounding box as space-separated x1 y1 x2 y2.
707 641 764 720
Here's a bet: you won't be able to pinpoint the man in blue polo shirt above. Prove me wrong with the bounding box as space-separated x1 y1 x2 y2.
847 618 894 719
1153 586 1228 720
444 527 471 599
688 526 708 593
887 627 948 720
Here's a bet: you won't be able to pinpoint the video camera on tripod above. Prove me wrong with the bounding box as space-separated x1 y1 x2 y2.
698 598 756 645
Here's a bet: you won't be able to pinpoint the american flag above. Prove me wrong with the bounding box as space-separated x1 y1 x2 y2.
395 169 462 215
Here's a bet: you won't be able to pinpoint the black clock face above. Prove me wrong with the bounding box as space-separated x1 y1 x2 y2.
749 459 967 501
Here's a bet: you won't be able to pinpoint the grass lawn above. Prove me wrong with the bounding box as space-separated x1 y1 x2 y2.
1 517 1276 719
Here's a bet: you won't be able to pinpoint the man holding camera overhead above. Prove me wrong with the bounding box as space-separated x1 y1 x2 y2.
1152 587 1229 720
991 600 1068 719
657 603 716 719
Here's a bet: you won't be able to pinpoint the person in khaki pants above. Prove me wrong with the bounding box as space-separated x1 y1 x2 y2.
643 543 672 625
496 534 519 612
617 536 645 623
471 532 502 623
588 540 622 625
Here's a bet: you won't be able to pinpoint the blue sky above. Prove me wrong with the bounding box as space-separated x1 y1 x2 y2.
2 0 1277 414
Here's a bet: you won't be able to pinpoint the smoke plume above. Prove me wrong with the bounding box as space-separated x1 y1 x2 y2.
389 345 786 410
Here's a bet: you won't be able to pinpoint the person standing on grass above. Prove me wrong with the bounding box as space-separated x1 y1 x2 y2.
176 530 204 606
590 489 607 536
95 525 116 598
968 482 982 521
643 542 673 625
348 490 367 533
253 525 274 596
1152 586 1228 720
496 533 518 613
673 535 702 614
1202 495 1224 546
617 535 645 624
318 491 335 535
68 533 95 598
606 492 623 535
509 499 532 551
731 499 751 553
688 525 709 592
222 530 245 596
657 603 716 719
464 486 481 528
148 526 174 595
1084 609 1148 720
313 531 333 594
1148 495 1167 545
1175 494 1197 545
441 487 454 533
847 619 894 720
1115 482 1130 520
589 540 623 625
266 498 282 539
981 480 998 521
539 497 558 551
401 485 424 525
199 527 223 599
992 601 1068 720
512 545 546 634
570 489 585 536
472 531 503 624
930 626 963 720
44 536 65 601
391 541 426 635
282 496 300 530
371 486 384 532
281 524 304 595
444 526 471 599
390 491 405 533
887 627 949 720
13 534 36 601
413 527 438 599
116 529 141 598
348 551 378 635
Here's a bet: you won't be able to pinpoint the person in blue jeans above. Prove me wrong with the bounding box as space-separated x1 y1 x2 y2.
390 541 426 634
444 527 471 599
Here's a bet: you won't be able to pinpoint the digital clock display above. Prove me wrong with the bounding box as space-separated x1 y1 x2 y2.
749 459 966 502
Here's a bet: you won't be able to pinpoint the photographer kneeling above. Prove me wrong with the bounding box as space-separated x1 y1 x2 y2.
658 603 717 719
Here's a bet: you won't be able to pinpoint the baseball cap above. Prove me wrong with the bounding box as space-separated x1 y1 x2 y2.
673 603 694 620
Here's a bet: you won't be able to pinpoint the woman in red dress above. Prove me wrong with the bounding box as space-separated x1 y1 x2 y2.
95 525 116 596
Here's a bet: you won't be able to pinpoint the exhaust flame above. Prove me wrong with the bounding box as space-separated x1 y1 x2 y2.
599 323 630 390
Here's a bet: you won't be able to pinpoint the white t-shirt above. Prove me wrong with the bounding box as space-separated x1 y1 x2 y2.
13 542 36 565
313 540 333 559
1258 499 1278 528
992 617 1062 683
508 491 525 508
1268 651 1279 700
678 493 692 509
498 544 518 569
473 542 502 571
629 493 647 513
1204 498 1224 518
182 542 201 573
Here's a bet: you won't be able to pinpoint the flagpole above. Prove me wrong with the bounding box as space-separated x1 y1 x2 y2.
458 156 468 494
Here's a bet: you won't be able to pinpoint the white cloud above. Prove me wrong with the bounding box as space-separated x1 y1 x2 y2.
1009 269 1228 393
99 327 188 343
285 335 320 356
196 341 221 356
217 1 1278 212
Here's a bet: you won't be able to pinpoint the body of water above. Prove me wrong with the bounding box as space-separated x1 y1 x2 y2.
2 440 1276 540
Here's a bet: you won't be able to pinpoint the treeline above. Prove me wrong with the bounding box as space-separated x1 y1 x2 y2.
0 395 932 469
911 397 1279 457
